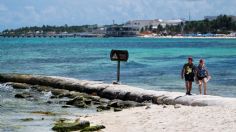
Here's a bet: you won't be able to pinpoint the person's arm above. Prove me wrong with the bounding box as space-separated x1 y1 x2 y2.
194 65 198 76
181 65 185 79
206 67 210 77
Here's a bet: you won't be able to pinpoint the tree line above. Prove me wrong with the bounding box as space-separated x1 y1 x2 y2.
142 15 236 35
1 24 99 35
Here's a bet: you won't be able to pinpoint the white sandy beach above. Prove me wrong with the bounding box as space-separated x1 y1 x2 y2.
82 105 236 132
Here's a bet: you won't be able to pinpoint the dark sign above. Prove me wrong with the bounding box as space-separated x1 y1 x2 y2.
110 50 129 62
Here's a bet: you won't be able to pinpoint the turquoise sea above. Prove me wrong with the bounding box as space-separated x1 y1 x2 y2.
0 37 236 131
0 37 236 97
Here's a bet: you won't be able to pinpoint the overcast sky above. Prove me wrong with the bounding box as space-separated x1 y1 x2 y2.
0 0 235 31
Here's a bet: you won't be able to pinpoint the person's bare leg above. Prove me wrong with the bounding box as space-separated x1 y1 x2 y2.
185 81 189 94
203 81 207 95
189 81 192 94
199 80 202 94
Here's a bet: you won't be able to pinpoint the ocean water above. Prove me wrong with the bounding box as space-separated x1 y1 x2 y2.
0 37 236 97
0 37 236 131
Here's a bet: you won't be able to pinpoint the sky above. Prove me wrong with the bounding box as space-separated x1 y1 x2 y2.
0 0 236 31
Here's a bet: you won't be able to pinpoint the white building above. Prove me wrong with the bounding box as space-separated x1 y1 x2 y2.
124 19 184 31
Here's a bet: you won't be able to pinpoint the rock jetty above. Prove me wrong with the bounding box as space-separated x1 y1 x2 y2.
1 73 236 108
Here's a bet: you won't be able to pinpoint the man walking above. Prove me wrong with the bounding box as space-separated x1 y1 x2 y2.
181 57 196 95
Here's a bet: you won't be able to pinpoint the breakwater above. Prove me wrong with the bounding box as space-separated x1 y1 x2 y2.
1 73 236 108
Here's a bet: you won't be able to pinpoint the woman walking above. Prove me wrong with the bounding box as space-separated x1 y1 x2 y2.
196 59 210 95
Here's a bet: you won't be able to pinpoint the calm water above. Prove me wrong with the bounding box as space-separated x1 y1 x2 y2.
0 37 236 131
1 37 236 96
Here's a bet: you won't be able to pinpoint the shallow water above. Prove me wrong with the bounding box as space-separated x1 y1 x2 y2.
0 83 96 132
0 37 236 97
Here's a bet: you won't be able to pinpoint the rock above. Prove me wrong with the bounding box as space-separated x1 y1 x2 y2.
93 101 102 105
66 96 88 108
174 104 181 109
117 101 146 108
52 120 90 132
66 96 84 105
108 99 121 107
81 125 106 132
99 98 110 104
31 111 56 116
50 89 70 98
114 108 122 112
47 101 53 104
50 95 57 99
31 85 52 92
15 92 33 98
84 99 92 105
163 105 167 108
145 106 151 109
108 99 146 109
97 105 111 112
20 118 34 121
7 82 31 89
87 95 101 102
62 105 71 108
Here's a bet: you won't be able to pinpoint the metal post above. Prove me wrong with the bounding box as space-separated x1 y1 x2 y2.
117 61 120 82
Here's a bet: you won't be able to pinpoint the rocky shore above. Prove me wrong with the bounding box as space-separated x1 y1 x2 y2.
1 73 236 108
1 73 236 131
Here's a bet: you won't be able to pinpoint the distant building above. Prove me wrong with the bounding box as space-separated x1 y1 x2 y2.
124 19 184 31
105 25 138 37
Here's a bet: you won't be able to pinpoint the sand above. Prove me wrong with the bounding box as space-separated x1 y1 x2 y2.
82 105 236 132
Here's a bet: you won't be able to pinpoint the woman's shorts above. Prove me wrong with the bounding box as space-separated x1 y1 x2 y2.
185 74 194 82
197 76 206 80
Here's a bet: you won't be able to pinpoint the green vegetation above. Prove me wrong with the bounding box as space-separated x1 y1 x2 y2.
1 24 99 36
184 15 236 34
149 15 236 35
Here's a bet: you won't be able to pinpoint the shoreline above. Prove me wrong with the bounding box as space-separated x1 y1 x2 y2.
1 35 236 39
1 73 236 131
138 35 236 39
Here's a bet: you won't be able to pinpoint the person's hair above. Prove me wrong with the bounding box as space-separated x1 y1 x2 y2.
199 59 204 63
188 57 193 61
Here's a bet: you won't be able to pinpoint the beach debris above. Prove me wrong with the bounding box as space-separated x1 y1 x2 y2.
20 118 34 121
80 125 106 132
15 92 33 98
174 104 181 109
31 111 56 116
52 119 90 132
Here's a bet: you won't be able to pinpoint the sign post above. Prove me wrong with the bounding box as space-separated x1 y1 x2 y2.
110 49 129 84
